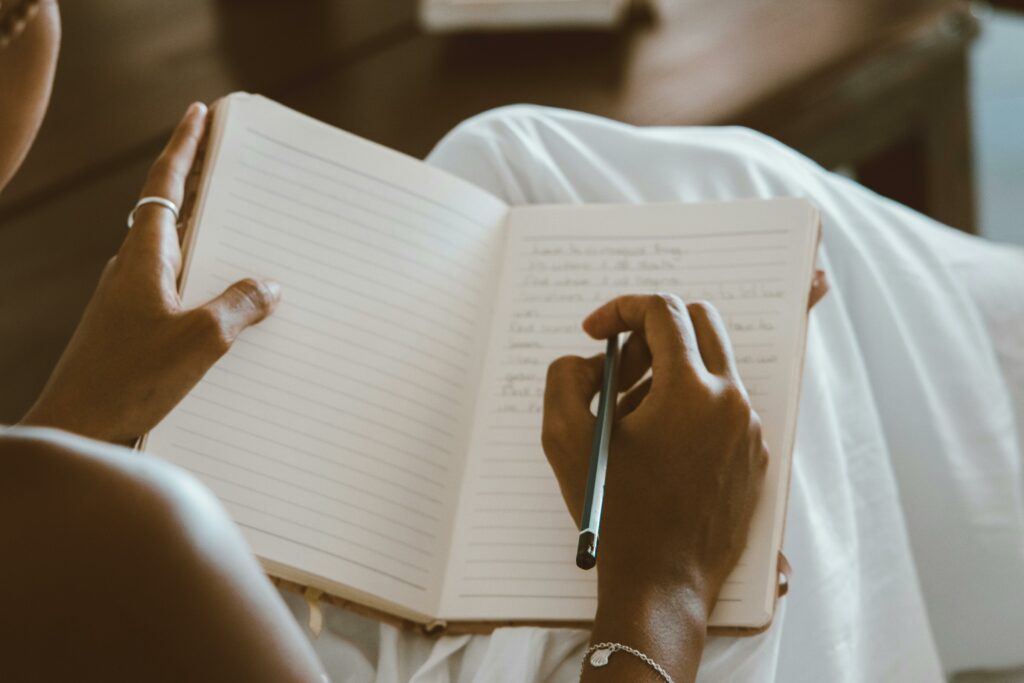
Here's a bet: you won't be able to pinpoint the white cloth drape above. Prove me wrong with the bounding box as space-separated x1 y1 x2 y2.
285 106 1024 683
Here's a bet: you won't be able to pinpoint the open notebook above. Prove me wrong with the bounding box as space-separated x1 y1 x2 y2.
144 93 819 634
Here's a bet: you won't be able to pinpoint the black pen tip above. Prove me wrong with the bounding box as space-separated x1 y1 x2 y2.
576 531 597 570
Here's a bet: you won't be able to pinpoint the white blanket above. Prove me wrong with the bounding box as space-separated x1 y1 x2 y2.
283 106 1024 682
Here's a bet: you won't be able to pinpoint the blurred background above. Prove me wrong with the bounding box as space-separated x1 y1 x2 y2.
0 0 1021 429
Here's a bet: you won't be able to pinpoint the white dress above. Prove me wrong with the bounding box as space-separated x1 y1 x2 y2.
280 106 1024 683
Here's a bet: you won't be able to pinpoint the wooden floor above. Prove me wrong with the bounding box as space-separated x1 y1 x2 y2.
0 0 975 422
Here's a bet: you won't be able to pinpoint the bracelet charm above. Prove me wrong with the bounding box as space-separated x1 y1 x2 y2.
581 642 675 683
590 647 612 667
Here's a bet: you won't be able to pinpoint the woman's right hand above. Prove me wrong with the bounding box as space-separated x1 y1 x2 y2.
542 293 768 620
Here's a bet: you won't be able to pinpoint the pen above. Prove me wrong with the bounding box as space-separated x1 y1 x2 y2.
576 334 621 570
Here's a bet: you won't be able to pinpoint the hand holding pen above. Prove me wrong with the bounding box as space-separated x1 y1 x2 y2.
541 294 769 613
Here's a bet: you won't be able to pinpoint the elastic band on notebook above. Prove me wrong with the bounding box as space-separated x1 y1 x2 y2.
424 619 448 635
777 551 792 598
304 587 324 638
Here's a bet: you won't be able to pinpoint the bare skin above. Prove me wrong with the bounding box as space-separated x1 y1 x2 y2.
0 0 59 189
2 6 325 680
544 295 771 683
0 427 327 683
1 3 829 680
20 103 283 445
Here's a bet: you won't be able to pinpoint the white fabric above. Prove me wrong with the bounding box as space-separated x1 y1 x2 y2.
282 106 1024 682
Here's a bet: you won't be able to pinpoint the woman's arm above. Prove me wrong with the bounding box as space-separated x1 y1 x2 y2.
3 101 325 682
542 294 773 682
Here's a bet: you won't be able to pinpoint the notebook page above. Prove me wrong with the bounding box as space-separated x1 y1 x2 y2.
440 199 817 624
145 94 509 619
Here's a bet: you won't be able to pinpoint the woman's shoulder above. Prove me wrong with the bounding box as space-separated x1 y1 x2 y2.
0 425 221 530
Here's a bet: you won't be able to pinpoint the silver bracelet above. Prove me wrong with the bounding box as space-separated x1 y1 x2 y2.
581 642 675 683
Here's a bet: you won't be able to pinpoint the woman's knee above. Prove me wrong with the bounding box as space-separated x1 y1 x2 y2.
429 106 827 205
433 104 549 151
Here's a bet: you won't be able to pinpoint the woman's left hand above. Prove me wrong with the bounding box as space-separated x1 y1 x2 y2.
19 103 281 444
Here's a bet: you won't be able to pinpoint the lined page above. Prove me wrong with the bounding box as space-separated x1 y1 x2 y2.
145 94 509 619
441 200 818 624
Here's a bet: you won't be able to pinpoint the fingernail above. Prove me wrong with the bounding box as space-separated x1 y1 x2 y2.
264 280 282 300
187 101 208 117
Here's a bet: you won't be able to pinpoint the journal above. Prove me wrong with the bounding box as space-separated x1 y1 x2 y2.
144 93 820 634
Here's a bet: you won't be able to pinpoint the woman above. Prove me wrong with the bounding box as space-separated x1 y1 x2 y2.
2 3 784 682
5 2 1024 682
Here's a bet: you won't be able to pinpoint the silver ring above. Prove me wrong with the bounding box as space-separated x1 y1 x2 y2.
127 196 180 229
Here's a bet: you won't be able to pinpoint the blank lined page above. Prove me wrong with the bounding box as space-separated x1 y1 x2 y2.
441 200 818 624
145 94 509 618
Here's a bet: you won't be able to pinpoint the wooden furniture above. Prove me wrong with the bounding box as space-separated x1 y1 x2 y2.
0 0 979 422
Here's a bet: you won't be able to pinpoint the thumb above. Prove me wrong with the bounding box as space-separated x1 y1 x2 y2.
201 278 281 343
